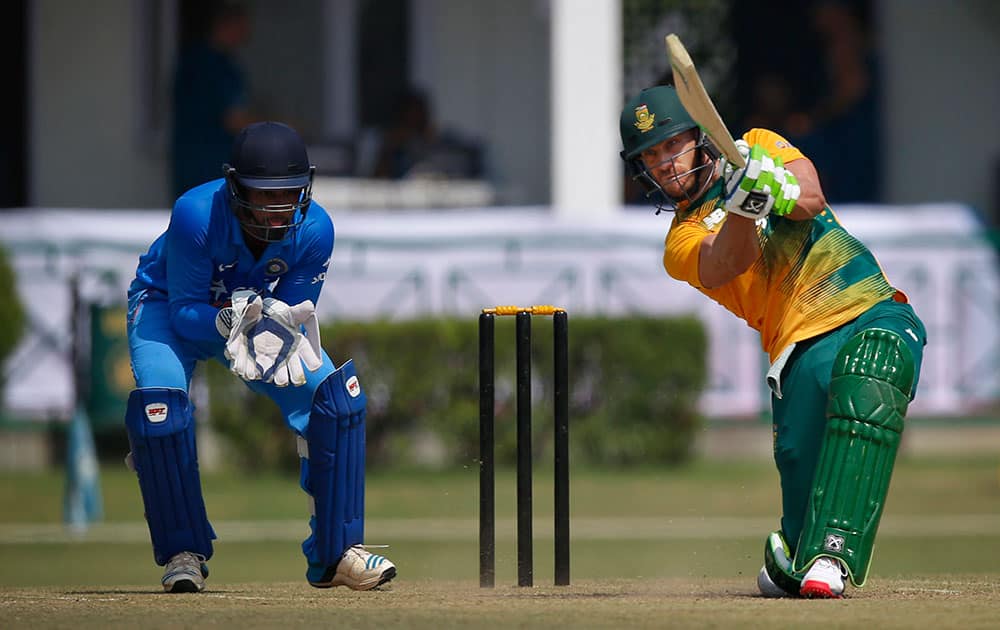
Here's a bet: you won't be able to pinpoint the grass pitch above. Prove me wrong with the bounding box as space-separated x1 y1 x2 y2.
1 455 998 628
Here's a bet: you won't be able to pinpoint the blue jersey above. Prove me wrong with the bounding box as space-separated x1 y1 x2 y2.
129 179 335 344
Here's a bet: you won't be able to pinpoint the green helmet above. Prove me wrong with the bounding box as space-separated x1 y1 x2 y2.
619 86 698 160
619 85 718 213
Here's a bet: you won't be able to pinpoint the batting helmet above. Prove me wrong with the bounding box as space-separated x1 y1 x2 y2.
619 86 718 213
620 86 699 160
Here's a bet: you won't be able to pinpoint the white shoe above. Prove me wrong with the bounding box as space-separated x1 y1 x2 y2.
800 556 846 599
162 551 208 593
310 545 396 590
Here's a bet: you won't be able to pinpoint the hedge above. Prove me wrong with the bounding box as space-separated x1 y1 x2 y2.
206 315 707 471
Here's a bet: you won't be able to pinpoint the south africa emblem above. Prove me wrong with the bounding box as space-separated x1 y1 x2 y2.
634 104 655 133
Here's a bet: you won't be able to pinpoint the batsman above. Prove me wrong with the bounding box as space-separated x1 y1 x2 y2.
619 85 926 598
124 122 396 593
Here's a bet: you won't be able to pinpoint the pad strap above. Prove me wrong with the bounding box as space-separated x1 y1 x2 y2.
300 360 367 581
125 388 215 565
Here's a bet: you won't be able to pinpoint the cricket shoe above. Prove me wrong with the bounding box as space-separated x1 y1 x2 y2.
162 551 209 593
757 566 797 598
799 556 846 599
309 545 397 590
758 531 799 598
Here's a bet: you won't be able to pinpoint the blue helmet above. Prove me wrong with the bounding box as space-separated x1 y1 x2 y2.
223 122 315 242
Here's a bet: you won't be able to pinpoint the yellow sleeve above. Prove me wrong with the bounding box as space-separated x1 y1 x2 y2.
742 128 805 165
663 214 709 289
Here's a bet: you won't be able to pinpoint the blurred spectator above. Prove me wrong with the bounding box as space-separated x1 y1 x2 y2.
739 0 880 203
372 86 483 180
171 0 261 197
804 0 881 203
743 73 814 139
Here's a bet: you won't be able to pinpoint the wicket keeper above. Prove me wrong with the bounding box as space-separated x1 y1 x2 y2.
125 122 396 592
619 86 926 598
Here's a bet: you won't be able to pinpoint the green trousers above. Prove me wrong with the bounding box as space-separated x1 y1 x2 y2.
771 298 926 554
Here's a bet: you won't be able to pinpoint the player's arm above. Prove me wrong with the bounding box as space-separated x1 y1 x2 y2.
663 214 757 291
164 199 229 342
695 155 823 287
697 215 760 289
783 157 827 220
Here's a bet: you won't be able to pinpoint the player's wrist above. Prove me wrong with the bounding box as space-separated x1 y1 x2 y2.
723 211 761 225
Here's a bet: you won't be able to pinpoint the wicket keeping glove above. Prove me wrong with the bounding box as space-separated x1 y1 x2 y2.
723 141 800 219
216 290 266 382
249 298 324 387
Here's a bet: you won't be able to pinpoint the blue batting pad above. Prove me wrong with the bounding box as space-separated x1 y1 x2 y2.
125 388 215 565
301 360 367 578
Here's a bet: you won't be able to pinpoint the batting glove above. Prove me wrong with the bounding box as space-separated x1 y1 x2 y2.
770 164 801 217
722 142 800 219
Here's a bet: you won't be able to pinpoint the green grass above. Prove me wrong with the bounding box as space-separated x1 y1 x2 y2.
1 455 998 628
3 454 996 522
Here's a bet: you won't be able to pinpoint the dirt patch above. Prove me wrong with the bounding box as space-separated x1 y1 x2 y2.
3 577 999 629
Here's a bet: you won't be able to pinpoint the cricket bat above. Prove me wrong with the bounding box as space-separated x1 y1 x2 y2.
665 34 745 168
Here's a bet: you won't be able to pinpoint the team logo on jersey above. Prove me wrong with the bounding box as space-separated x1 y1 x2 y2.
702 207 726 230
345 375 361 398
265 258 289 276
144 403 168 423
633 105 656 133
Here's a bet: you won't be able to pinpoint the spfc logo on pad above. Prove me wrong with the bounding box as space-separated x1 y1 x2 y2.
145 403 168 423
633 104 656 133
345 375 361 398
823 534 845 553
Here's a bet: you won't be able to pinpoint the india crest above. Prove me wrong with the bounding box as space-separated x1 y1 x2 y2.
633 104 655 133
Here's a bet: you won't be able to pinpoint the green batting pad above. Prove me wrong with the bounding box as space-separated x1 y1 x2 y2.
793 329 915 587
